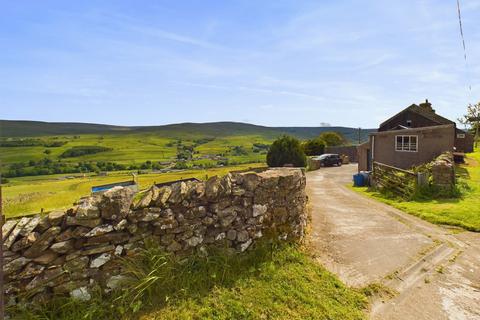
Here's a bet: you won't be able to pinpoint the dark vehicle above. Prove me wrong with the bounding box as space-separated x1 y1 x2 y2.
315 154 342 167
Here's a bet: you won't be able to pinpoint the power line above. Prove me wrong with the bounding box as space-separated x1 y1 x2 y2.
456 0 473 95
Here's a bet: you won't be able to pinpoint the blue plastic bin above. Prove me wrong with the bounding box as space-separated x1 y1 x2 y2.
353 173 365 187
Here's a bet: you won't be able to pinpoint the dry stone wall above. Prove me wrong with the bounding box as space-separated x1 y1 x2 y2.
2 168 307 305
431 152 455 189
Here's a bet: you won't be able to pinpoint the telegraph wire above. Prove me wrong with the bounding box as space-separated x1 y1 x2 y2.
456 0 473 96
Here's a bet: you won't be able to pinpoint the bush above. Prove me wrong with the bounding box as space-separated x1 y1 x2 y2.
319 131 346 146
302 138 325 156
267 136 307 167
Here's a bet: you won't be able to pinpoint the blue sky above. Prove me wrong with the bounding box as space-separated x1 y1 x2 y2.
0 0 479 128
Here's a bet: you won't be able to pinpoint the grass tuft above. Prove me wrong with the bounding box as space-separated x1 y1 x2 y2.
9 241 368 320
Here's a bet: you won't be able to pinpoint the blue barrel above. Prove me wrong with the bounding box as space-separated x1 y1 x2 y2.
353 174 365 187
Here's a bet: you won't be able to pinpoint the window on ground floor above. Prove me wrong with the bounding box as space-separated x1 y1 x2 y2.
395 135 418 152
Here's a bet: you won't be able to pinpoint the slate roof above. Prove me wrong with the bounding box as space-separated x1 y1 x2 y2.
379 103 454 129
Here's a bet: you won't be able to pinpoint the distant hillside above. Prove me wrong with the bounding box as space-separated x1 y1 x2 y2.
132 122 282 139
0 120 375 142
0 120 131 137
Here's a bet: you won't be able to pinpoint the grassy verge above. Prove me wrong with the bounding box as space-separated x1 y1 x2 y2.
10 242 368 320
3 163 264 218
352 150 480 232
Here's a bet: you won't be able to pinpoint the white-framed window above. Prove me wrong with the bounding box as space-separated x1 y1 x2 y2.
457 133 465 139
395 135 418 152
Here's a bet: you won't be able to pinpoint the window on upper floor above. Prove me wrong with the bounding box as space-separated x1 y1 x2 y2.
395 135 418 152
406 120 412 127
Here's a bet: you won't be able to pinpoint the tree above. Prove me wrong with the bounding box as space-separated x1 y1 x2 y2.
266 135 307 167
318 131 346 146
302 138 325 156
458 101 480 147
44 149 51 155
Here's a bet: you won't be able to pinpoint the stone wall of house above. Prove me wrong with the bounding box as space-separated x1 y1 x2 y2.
431 152 455 188
2 168 307 305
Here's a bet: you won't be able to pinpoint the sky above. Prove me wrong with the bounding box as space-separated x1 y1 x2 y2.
0 0 479 128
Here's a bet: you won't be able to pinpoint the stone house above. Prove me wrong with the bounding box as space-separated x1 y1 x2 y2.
358 100 474 171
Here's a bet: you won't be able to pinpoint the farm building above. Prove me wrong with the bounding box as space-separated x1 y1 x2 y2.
358 100 474 171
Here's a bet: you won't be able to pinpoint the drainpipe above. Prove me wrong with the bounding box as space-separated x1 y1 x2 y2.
372 135 375 163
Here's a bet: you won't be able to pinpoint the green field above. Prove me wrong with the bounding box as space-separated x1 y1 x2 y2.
0 133 270 167
354 149 480 231
3 163 265 218
1 120 372 218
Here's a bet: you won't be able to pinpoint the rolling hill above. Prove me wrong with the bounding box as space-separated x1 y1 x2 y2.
0 120 375 140
0 120 375 216
0 120 376 173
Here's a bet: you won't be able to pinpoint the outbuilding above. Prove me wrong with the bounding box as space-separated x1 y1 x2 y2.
358 100 473 171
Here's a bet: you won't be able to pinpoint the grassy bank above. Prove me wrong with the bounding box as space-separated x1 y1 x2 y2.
3 163 264 218
353 149 480 231
11 243 368 320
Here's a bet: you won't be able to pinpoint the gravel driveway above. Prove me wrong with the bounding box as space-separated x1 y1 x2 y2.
307 164 480 320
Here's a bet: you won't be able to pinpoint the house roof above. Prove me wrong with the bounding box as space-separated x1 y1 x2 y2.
371 123 455 136
379 103 454 129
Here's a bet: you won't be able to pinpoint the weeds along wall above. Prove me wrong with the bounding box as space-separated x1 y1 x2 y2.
2 168 307 304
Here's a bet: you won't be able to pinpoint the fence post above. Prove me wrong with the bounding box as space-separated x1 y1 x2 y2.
417 172 428 187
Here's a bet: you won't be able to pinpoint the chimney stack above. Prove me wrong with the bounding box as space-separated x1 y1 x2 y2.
419 99 434 112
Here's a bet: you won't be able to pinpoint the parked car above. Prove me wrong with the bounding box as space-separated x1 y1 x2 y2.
316 154 342 167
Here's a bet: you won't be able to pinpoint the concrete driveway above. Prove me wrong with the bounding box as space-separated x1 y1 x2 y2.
307 164 480 320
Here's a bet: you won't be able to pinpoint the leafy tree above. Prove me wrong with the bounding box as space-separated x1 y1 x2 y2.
266 136 307 167
44 149 51 155
318 131 346 146
302 138 325 156
458 101 480 147
230 146 248 156
174 161 189 169
60 146 112 158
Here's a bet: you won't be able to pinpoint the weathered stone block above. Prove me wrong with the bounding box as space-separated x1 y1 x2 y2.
90 253 112 268
2 220 18 240
48 211 66 226
85 232 129 246
4 217 31 250
19 216 42 237
155 186 172 206
81 244 115 256
4 257 31 276
66 216 102 228
33 251 59 265
50 240 75 254
24 227 61 259
11 232 39 252
85 224 114 237
99 186 135 220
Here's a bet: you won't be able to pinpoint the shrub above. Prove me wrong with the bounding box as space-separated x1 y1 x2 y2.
267 135 307 167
